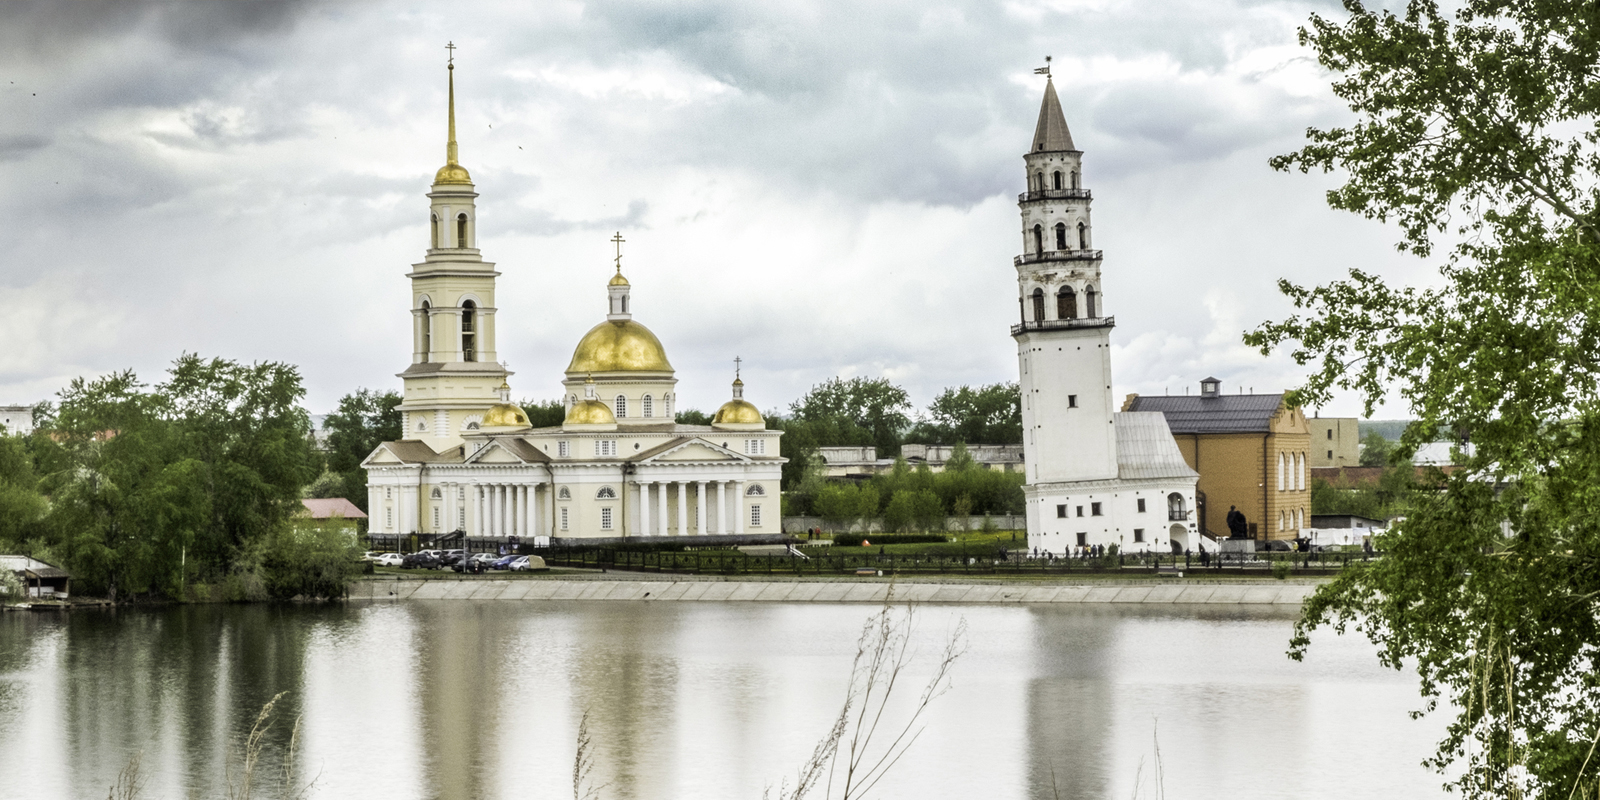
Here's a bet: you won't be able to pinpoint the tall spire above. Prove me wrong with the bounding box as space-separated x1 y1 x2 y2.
434 42 473 185
1032 74 1075 153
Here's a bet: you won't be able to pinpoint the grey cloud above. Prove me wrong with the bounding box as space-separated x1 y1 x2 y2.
498 200 650 238
0 134 48 161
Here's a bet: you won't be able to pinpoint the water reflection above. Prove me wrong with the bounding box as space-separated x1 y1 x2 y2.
0 600 1447 800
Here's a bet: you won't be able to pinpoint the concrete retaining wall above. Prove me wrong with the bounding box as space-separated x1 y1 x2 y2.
349 578 1315 605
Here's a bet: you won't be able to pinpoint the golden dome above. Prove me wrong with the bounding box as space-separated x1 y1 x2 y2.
713 399 764 426
564 398 617 425
483 403 530 428
567 320 673 373
434 163 473 185
609 271 630 286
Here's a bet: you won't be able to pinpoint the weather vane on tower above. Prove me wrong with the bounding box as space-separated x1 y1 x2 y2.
611 231 626 275
1034 55 1051 78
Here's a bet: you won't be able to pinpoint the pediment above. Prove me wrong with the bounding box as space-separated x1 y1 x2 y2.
636 437 750 464
475 445 523 463
366 446 405 465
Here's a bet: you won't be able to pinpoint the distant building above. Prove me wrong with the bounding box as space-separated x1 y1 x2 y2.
298 498 368 535
0 555 71 599
0 405 35 437
1309 417 1359 467
1412 441 1474 466
1307 514 1387 547
1123 378 1312 543
816 444 1024 477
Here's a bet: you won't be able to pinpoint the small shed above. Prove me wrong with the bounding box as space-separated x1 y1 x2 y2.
299 498 369 521
0 555 72 599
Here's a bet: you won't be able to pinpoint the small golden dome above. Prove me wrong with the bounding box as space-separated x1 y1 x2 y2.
567 320 673 373
483 403 530 428
713 399 764 425
564 398 617 425
609 271 630 286
434 163 473 185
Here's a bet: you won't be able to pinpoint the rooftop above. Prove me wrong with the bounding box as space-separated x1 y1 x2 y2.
1125 393 1285 434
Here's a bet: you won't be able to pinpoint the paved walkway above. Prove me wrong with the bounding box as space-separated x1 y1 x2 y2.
350 578 1319 605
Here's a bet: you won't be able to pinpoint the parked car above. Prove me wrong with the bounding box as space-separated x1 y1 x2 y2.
401 552 441 570
439 549 467 566
372 553 404 567
509 555 547 572
489 554 520 570
453 553 498 573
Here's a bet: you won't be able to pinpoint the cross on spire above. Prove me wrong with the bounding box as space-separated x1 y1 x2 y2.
1034 55 1051 77
734 356 742 379
611 231 625 274
446 41 456 67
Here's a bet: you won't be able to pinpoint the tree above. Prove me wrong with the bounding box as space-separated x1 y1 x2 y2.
675 408 714 426
790 377 912 457
945 441 976 473
1358 429 1395 467
1246 2 1600 795
322 388 401 512
520 398 565 428
909 383 1022 445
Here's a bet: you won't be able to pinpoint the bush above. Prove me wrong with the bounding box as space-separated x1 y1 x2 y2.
882 492 916 533
0 568 21 604
259 521 363 600
833 534 950 546
1272 559 1293 580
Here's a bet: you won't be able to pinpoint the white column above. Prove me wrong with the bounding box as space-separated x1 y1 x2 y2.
656 481 669 537
517 485 527 537
532 486 543 537
638 482 650 536
495 484 506 537
677 482 688 537
368 486 381 531
716 481 727 535
696 481 707 536
734 480 745 535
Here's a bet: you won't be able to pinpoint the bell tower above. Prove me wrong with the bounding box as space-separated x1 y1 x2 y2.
397 44 510 451
1013 63 1117 484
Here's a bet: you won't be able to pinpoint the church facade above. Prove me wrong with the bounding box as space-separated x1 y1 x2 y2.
362 60 784 542
1012 72 1201 556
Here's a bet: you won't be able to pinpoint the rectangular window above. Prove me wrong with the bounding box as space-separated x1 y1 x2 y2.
745 439 766 455
1076 506 1084 517
600 507 613 530
751 504 762 527
386 507 393 529
558 441 570 458
1133 528 1145 543
1056 504 1067 518
433 508 440 529
1068 395 1078 408
1091 502 1102 516
560 507 569 530
1137 498 1146 513
1076 532 1088 547
1328 449 1333 459
1326 429 1333 440
595 440 617 457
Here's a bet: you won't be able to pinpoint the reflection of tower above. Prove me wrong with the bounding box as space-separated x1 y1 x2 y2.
565 606 685 798
397 48 510 451
1023 607 1117 799
408 602 508 800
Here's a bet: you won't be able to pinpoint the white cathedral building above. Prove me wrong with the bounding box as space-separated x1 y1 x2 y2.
1013 71 1201 555
362 59 785 542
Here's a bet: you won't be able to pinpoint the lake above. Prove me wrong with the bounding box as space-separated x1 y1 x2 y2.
0 598 1447 799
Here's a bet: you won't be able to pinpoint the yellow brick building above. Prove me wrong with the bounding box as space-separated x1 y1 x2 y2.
1123 378 1311 543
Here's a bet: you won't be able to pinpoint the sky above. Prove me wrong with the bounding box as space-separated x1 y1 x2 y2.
0 0 1431 421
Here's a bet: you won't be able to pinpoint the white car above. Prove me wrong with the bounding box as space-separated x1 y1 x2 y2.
509 555 547 572
372 553 404 567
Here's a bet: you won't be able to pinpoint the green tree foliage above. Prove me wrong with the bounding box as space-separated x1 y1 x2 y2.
1358 429 1395 467
519 398 566 428
322 389 401 512
42 355 320 600
675 408 714 425
789 377 911 457
908 383 1022 445
944 441 975 473
1310 460 1415 519
1246 2 1600 794
258 520 363 601
0 435 47 546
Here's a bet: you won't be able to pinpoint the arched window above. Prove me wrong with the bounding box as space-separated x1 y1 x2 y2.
1071 170 1079 189
1298 452 1307 490
1031 288 1046 323
1278 452 1286 491
1052 171 1062 190
615 395 628 418
1056 286 1076 320
431 213 440 249
456 213 469 247
1279 511 1286 531
746 484 765 496
1055 222 1067 250
420 300 431 361
558 487 571 500
1084 286 1097 317
460 300 477 361
1078 221 1088 249
642 395 653 418
430 487 442 499
1035 172 1044 191
1032 224 1044 256
597 487 617 499
1167 492 1185 519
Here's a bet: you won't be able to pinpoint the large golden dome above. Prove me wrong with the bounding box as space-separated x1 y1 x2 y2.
434 163 473 185
483 403 529 428
567 320 673 373
564 398 617 425
713 399 764 426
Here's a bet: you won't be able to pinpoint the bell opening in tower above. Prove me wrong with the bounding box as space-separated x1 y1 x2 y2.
461 300 477 362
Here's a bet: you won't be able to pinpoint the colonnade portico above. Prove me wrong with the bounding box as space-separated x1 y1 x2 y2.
433 481 548 538
634 479 746 536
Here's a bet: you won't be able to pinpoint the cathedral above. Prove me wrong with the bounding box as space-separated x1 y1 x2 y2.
1013 69 1201 556
362 59 785 543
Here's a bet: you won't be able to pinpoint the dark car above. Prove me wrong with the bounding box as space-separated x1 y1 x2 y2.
401 552 441 570
489 554 520 570
452 553 498 574
439 549 467 567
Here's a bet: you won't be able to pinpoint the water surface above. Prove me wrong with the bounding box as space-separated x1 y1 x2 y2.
0 599 1447 799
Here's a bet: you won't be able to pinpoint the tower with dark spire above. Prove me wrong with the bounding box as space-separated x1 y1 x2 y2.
1012 66 1117 486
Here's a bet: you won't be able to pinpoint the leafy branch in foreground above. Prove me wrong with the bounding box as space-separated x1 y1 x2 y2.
1249 1 1600 798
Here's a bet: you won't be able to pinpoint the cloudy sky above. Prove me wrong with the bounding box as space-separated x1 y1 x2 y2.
0 0 1427 421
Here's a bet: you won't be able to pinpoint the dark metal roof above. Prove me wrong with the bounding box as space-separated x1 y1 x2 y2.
1125 394 1285 434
